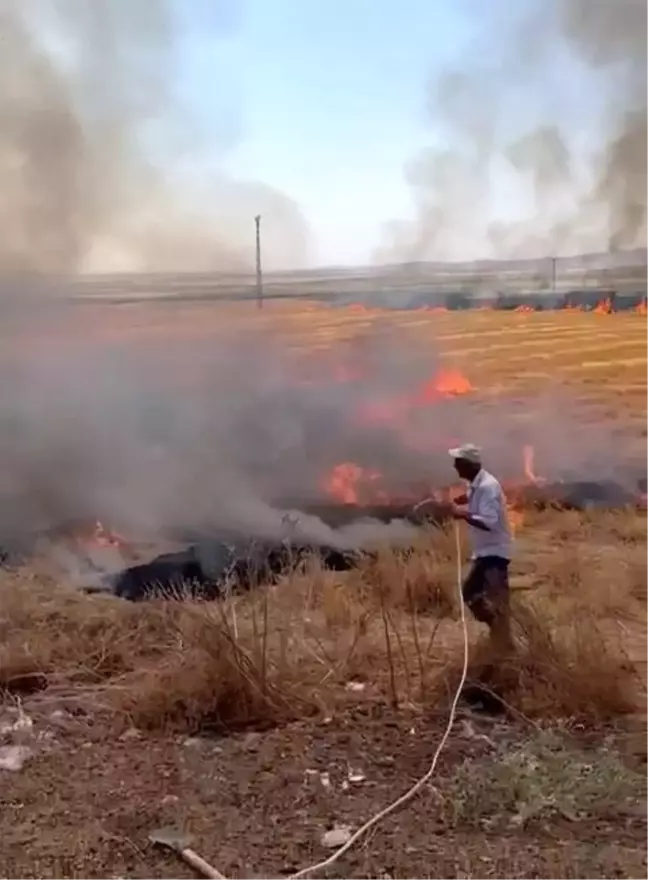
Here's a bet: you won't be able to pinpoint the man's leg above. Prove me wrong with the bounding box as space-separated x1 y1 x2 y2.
461 559 510 712
461 558 486 620
463 557 514 655
482 560 514 657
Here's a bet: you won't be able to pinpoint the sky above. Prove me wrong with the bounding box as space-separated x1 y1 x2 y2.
171 0 509 266
4 0 644 272
163 0 631 266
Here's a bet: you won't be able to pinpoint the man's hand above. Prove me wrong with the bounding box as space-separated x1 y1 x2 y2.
449 504 491 531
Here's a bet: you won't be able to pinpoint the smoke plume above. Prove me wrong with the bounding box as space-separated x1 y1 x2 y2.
0 2 643 574
0 301 641 562
0 0 310 273
375 0 647 262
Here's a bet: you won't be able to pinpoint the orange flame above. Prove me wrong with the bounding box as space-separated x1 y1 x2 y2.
423 368 473 398
635 299 647 315
522 444 537 484
91 520 128 548
593 297 613 315
515 304 535 313
68 519 135 560
321 444 554 532
358 368 473 427
322 462 383 504
507 503 524 536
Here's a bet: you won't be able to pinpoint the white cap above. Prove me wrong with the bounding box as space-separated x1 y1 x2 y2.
448 443 482 464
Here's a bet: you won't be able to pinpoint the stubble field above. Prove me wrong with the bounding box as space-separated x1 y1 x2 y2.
0 300 646 879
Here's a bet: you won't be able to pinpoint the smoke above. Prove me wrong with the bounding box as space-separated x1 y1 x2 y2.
0 306 432 553
375 0 647 262
0 301 641 566
0 0 310 273
0 1 643 572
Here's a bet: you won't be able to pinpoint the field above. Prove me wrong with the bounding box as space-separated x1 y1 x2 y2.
0 301 646 879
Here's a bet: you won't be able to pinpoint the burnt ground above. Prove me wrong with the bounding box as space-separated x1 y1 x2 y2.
1 704 645 880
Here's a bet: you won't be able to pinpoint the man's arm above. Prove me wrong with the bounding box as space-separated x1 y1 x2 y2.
451 506 491 531
451 487 500 532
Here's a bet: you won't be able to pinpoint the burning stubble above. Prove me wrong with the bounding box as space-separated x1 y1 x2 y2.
0 308 642 571
0 0 311 273
375 0 647 263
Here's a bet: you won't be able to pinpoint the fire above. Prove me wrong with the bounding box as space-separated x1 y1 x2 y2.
319 444 556 542
68 518 127 549
522 443 543 485
64 518 137 562
357 367 473 427
323 462 384 505
593 297 613 315
507 503 524 536
91 520 126 548
505 444 546 533
635 299 648 315
515 304 535 313
321 460 530 538
421 368 473 399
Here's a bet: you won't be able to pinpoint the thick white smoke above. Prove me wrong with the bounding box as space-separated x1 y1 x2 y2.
375 0 647 263
0 297 641 556
0 0 311 273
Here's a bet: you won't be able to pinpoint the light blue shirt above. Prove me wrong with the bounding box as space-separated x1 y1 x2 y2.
466 468 513 560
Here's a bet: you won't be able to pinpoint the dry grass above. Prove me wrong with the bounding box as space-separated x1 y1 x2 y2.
1 303 645 727
8 302 646 404
1 508 645 732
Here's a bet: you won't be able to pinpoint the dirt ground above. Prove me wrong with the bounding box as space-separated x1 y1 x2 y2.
1 702 646 880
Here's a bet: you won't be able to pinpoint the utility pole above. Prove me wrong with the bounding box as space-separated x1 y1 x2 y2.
254 214 263 309
551 256 557 294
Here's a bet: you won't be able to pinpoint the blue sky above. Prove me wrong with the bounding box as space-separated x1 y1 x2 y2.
221 0 471 266
170 0 478 265
170 0 608 267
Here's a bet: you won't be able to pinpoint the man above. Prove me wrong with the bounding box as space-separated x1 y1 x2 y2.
447 443 514 654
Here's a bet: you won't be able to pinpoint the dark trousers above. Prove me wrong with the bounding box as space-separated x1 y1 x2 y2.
462 556 510 626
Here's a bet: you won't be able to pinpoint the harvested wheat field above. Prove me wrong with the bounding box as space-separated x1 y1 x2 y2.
0 301 646 879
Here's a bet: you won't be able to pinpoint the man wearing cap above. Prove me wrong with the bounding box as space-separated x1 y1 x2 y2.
448 443 514 654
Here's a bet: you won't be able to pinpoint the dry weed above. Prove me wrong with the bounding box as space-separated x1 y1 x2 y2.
0 570 174 693
440 597 641 722
0 508 644 730
106 600 321 731
351 527 458 616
